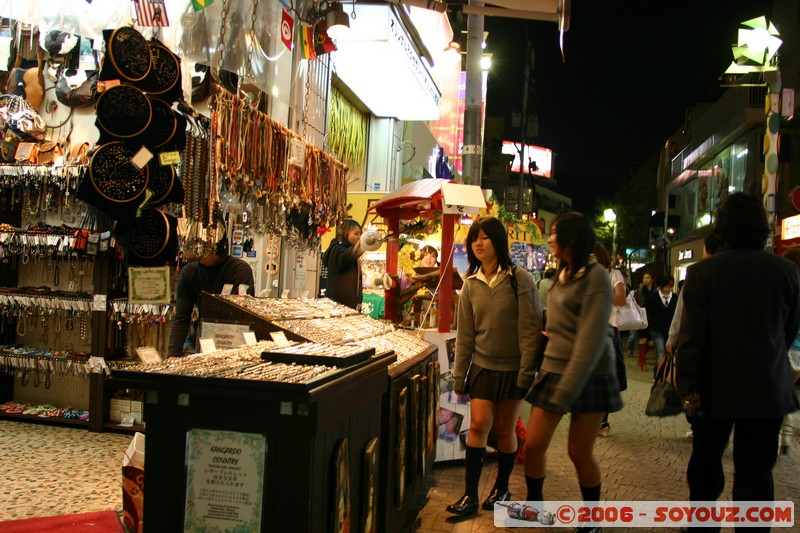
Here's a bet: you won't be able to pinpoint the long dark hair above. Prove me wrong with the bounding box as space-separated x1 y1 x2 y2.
465 217 513 276
552 212 595 278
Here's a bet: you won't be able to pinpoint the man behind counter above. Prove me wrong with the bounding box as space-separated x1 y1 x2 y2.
168 236 255 357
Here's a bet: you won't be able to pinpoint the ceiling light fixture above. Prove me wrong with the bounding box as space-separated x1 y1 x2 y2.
321 1 350 39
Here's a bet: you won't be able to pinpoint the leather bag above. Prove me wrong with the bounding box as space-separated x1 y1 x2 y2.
6 66 45 111
55 69 97 108
37 141 63 165
14 141 39 163
645 354 683 417
0 138 20 163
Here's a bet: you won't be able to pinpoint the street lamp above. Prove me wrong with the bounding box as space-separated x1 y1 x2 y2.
604 208 617 265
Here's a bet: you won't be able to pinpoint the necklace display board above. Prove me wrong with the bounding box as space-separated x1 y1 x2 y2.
116 294 437 533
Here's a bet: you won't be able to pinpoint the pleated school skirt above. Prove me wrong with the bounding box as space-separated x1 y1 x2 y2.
525 371 623 414
466 364 526 402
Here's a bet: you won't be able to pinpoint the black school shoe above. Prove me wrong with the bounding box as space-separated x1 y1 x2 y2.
481 487 511 510
445 494 479 515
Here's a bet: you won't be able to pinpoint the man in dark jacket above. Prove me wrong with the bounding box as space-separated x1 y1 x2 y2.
676 193 800 507
168 236 255 356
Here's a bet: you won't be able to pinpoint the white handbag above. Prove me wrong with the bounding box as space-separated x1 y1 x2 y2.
615 291 648 331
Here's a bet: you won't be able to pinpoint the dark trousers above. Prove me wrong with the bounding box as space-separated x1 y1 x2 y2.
687 416 782 502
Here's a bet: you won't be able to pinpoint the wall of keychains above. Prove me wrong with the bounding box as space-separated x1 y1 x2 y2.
0 0 346 418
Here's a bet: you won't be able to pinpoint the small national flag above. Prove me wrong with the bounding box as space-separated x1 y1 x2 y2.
280 9 294 51
314 22 337 56
297 23 316 60
135 0 170 27
191 0 214 11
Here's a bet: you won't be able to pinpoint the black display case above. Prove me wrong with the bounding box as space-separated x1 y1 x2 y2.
110 294 437 532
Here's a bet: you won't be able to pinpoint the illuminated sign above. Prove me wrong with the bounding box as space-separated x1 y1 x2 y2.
678 249 694 261
782 214 800 240
332 4 441 121
501 141 553 178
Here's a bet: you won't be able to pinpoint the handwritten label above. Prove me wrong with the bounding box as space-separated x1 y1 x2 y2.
158 151 181 166
199 338 217 353
221 284 234 295
270 331 290 347
131 146 154 169
280 290 290 299
243 331 257 345
136 346 162 364
238 284 250 296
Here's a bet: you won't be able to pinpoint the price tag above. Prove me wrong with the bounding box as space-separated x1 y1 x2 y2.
280 289 290 299
270 331 290 347
89 356 108 374
131 146 154 169
243 331 257 345
92 294 107 312
238 284 250 295
158 151 181 166
199 338 217 353
301 290 309 299
136 346 162 364
221 284 234 295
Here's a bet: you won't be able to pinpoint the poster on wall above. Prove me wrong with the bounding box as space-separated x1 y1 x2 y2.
361 437 379 533
128 267 170 304
184 429 266 532
332 438 351 533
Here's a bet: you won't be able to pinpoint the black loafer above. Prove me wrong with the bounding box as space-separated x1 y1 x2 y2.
445 494 479 515
482 487 511 510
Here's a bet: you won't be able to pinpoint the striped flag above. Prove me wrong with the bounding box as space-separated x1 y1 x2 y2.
135 0 170 27
297 23 316 60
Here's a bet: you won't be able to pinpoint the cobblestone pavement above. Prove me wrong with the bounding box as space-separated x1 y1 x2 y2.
407 349 800 533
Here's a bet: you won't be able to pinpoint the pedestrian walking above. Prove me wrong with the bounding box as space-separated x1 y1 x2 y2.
677 193 800 507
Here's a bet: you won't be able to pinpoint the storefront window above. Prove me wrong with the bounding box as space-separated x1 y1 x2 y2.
675 180 698 238
730 142 748 194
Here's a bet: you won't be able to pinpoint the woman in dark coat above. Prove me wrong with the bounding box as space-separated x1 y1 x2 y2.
322 220 365 310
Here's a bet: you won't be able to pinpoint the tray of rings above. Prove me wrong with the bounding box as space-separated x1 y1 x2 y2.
261 342 376 368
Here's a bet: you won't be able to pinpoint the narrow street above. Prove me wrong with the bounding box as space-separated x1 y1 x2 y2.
411 350 800 532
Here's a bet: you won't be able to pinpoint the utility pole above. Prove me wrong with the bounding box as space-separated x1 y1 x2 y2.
516 43 533 218
462 1 484 186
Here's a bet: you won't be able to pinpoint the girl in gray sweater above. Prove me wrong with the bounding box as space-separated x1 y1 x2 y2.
522 213 622 527
446 217 542 516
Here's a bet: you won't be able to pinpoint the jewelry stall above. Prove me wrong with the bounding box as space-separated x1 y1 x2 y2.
109 294 437 532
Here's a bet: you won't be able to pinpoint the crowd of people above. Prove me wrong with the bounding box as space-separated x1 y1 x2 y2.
440 194 800 533
310 194 799 531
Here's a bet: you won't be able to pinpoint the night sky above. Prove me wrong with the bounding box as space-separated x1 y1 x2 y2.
484 0 775 213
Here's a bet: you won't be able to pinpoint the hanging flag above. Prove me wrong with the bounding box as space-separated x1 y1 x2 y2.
135 0 170 27
280 9 294 51
191 0 214 11
314 22 337 56
297 23 316 60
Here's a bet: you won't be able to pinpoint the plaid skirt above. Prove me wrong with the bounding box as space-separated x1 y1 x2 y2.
525 371 623 414
466 364 526 403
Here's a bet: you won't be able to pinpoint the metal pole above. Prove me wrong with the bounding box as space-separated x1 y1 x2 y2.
462 2 484 185
517 42 531 218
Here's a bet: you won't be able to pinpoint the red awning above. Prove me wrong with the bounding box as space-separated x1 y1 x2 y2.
368 179 454 219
